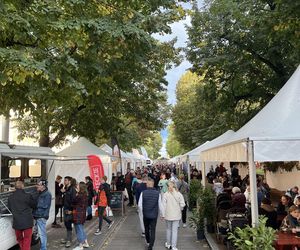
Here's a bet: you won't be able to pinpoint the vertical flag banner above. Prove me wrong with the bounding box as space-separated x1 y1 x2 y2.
111 137 122 173
88 155 104 190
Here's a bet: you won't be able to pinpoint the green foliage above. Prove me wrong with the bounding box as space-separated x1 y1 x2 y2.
166 123 185 158
189 179 203 209
172 0 300 149
228 216 276 250
200 187 216 225
263 161 299 173
0 0 187 147
144 132 163 160
189 207 205 230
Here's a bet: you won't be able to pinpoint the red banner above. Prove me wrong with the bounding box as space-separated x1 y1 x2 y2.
87 155 104 190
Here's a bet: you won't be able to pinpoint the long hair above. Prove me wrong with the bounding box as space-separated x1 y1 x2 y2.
79 182 88 195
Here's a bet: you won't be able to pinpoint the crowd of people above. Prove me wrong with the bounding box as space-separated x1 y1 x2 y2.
210 163 300 236
8 161 300 250
111 164 190 250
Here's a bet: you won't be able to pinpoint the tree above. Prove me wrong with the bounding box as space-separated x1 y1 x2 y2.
166 123 185 158
179 0 300 146
144 132 163 160
0 0 187 147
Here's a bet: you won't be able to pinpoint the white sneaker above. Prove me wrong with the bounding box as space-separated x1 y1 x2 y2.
172 247 178 250
73 246 83 250
94 229 102 235
183 223 187 228
165 242 171 249
82 241 90 248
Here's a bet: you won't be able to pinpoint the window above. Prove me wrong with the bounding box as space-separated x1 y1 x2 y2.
29 159 42 177
9 160 21 178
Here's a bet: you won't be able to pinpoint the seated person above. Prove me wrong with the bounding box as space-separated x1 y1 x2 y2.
230 187 246 213
277 195 293 216
280 205 300 233
295 196 300 208
286 186 299 201
259 198 277 229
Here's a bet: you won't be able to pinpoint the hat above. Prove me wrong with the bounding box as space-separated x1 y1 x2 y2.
232 187 241 194
38 179 48 187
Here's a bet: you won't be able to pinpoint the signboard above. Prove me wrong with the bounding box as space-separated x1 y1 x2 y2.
110 191 124 216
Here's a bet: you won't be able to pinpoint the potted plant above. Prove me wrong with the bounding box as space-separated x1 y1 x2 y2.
188 179 202 211
189 206 205 240
228 216 276 250
201 187 216 233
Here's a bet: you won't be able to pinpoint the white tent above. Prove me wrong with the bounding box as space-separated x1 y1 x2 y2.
55 137 114 184
201 65 300 226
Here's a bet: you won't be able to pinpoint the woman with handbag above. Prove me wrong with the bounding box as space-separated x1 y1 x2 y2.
161 181 185 250
94 176 114 235
72 182 89 250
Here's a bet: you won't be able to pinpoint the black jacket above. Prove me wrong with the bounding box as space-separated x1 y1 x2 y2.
8 189 36 230
63 185 77 211
86 181 94 206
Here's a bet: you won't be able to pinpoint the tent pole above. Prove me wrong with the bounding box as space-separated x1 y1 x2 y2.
248 140 259 227
201 161 206 187
187 156 191 185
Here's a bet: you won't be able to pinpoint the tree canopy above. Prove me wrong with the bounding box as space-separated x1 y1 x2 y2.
171 0 300 150
0 0 187 147
166 123 184 158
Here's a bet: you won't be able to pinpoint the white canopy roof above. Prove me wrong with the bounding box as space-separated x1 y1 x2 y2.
100 144 136 161
202 65 300 162
58 137 113 163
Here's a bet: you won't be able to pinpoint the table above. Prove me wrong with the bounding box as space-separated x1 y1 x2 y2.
275 231 300 250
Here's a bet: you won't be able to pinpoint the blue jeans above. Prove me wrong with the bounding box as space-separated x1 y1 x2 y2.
74 224 87 244
36 218 47 250
87 206 92 216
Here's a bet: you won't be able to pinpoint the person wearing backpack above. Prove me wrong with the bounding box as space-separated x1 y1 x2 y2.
94 176 114 235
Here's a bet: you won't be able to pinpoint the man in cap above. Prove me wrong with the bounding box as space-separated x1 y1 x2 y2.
33 179 52 250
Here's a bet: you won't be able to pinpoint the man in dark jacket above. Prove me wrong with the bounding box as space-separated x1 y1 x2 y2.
61 176 76 248
125 169 134 206
138 178 163 250
136 176 148 237
8 180 36 250
52 175 63 227
85 176 94 220
115 172 125 191
33 179 52 250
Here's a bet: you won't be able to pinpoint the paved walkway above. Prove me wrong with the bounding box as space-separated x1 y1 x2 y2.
102 208 209 250
10 207 210 250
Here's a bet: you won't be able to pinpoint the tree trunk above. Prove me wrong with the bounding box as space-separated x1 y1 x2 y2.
39 132 50 147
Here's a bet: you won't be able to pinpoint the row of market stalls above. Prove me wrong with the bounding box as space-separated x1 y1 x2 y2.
170 65 300 226
55 137 149 185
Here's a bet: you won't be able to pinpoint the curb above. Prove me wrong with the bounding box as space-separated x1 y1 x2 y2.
205 231 222 250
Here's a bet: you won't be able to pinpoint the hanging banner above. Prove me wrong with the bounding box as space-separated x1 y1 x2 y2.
111 137 122 173
88 155 104 190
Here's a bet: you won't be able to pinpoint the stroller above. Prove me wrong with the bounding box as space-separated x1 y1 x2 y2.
225 212 249 250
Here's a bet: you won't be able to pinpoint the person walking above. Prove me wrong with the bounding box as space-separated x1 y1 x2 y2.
61 176 77 248
136 175 148 237
8 180 36 250
52 175 63 227
138 178 163 250
125 169 134 206
158 173 168 194
162 181 185 250
177 174 189 228
72 182 89 250
33 179 52 250
85 176 94 221
94 176 114 235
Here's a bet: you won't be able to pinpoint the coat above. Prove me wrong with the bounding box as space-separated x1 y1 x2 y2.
8 189 36 230
162 191 185 221
32 188 52 220
96 183 111 207
72 193 88 224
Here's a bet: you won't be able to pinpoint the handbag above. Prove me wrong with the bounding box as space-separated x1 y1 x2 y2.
106 206 114 217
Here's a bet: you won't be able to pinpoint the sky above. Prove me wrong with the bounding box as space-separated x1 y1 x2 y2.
155 4 194 158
